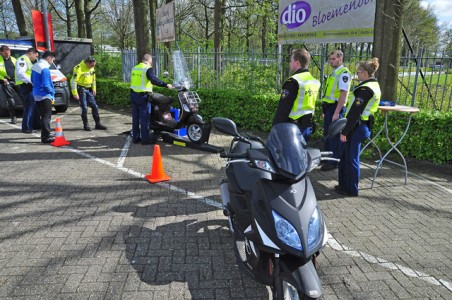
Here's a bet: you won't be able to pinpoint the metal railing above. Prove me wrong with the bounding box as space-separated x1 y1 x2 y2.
119 47 451 111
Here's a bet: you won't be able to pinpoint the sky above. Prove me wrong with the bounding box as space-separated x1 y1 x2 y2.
420 0 452 28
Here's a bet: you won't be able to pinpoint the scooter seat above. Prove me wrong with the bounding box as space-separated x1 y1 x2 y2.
151 93 173 104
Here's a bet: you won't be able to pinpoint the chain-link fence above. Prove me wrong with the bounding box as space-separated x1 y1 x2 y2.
119 47 451 111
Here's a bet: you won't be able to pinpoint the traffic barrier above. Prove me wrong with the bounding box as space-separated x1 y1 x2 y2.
145 145 171 183
51 117 70 147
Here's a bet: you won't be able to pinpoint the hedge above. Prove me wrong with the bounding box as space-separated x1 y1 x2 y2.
96 78 451 164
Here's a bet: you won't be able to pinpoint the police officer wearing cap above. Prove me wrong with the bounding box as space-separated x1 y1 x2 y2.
273 49 320 141
336 58 381 197
16 48 39 133
0 45 23 124
130 54 173 145
71 56 107 131
321 50 351 171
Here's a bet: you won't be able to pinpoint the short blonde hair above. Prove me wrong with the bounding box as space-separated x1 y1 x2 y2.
330 50 344 59
358 57 379 77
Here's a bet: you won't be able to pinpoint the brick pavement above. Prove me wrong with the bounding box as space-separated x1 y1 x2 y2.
0 105 451 299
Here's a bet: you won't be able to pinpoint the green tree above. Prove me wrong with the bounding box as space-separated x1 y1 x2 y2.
403 0 440 51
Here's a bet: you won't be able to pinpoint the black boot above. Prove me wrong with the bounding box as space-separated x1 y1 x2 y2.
82 115 91 131
94 115 107 130
9 109 16 124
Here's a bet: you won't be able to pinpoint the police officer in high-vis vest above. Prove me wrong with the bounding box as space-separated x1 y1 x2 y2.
321 50 351 171
130 54 173 145
0 45 22 124
71 57 107 131
336 58 381 197
16 48 39 133
273 49 320 141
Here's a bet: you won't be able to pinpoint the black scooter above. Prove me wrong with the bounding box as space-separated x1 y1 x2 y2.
212 117 344 300
149 51 209 144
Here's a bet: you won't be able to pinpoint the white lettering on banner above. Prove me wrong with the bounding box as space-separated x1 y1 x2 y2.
281 3 308 26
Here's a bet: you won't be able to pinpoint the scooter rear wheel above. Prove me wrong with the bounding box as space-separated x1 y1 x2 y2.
187 121 209 144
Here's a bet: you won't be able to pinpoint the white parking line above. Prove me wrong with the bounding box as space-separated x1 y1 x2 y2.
327 234 451 291
117 134 132 168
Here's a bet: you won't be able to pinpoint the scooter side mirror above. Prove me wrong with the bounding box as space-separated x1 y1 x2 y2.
326 118 347 139
307 148 322 172
212 117 240 137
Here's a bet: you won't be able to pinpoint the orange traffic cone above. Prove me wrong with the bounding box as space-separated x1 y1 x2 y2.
145 145 171 183
51 117 70 147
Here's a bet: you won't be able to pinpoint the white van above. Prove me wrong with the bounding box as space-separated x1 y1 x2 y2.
0 39 70 114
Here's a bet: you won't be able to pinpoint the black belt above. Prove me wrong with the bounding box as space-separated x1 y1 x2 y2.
130 89 148 95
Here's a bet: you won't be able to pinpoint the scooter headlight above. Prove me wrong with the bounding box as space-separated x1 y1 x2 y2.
255 160 275 173
307 207 322 251
272 210 302 251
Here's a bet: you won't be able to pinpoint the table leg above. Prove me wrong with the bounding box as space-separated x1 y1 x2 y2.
371 112 413 188
360 124 383 159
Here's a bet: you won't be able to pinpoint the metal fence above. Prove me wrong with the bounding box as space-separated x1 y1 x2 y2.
120 47 451 111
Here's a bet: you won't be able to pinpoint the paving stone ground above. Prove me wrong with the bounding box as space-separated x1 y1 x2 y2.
0 104 451 300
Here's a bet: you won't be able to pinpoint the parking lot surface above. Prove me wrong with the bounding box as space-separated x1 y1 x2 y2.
0 105 451 299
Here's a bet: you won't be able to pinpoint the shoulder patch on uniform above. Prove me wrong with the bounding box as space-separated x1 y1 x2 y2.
281 89 289 99
20 57 25 61
354 97 364 106
19 62 25 67
342 76 348 83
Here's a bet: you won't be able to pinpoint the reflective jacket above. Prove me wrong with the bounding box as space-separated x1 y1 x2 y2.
321 65 350 104
288 72 321 120
345 80 381 121
71 60 96 96
0 56 16 80
15 54 33 85
130 62 153 92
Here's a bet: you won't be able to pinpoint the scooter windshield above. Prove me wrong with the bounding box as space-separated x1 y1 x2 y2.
266 123 308 177
172 50 193 89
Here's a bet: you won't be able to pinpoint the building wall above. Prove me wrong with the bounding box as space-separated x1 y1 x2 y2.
53 38 92 76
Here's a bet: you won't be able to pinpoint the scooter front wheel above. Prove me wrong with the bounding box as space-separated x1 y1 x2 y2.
187 121 209 144
274 278 319 300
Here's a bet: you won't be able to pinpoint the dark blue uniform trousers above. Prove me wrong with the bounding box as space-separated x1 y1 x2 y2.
20 84 40 131
338 123 370 195
130 91 152 142
323 103 345 166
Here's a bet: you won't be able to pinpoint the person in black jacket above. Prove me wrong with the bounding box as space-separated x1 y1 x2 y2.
336 58 381 197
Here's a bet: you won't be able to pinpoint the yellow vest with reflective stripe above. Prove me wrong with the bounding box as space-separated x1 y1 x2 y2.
130 62 153 92
345 81 381 121
71 61 96 96
0 56 17 80
289 72 321 120
321 66 350 104
15 55 32 85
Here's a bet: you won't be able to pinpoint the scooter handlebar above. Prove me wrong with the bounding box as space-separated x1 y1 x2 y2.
220 152 247 159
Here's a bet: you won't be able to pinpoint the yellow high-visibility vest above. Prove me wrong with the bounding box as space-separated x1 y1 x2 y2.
70 60 96 96
130 62 153 92
289 72 321 120
0 56 17 80
15 54 32 85
321 66 350 104
345 81 381 121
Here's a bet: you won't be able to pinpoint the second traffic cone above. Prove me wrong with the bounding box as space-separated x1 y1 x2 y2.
145 145 171 183
51 117 70 147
